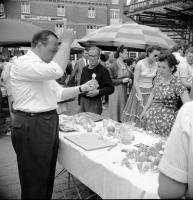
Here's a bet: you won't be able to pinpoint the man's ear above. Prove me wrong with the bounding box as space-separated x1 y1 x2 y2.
36 42 42 49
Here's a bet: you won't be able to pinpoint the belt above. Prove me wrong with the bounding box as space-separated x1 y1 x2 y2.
14 109 57 117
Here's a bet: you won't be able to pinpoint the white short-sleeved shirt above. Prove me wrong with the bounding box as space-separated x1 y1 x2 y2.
10 50 65 112
159 101 193 198
172 52 185 65
176 60 193 84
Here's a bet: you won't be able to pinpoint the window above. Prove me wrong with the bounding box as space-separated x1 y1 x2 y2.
110 9 120 19
57 5 65 16
21 2 30 14
110 9 120 25
55 24 65 37
88 7 95 18
111 0 119 4
0 3 4 12
129 52 138 59
86 25 97 34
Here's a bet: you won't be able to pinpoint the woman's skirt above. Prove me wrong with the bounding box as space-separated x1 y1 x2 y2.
109 84 128 122
121 85 152 129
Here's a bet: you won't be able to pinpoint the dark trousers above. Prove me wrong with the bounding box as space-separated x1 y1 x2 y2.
11 110 59 199
79 96 102 115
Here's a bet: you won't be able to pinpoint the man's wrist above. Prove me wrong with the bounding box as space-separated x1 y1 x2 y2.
79 86 83 93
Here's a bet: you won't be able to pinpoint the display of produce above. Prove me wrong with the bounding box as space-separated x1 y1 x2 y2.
121 140 166 174
59 114 166 175
59 115 78 132
74 112 104 122
59 113 99 133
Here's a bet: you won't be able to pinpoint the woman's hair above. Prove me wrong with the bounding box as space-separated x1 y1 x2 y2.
158 53 179 74
100 53 107 62
146 45 161 56
115 45 128 59
126 57 135 66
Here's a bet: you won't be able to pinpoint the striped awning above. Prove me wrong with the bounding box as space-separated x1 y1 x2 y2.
79 23 176 50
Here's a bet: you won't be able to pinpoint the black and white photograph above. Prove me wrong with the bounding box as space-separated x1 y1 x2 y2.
0 0 193 199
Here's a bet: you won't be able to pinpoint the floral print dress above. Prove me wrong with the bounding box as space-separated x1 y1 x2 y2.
146 75 187 137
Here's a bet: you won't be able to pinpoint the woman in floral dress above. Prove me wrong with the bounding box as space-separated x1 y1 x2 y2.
140 53 190 137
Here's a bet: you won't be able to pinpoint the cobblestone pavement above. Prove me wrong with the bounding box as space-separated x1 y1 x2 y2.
0 99 109 199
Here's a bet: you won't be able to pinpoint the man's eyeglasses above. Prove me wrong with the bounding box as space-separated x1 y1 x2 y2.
88 55 98 58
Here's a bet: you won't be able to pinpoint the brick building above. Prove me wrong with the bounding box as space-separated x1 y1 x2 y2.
0 0 127 39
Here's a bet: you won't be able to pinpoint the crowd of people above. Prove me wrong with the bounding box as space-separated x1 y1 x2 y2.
0 29 193 199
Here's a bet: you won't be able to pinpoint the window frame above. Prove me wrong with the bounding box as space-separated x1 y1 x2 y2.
21 2 30 14
55 23 65 37
88 7 96 19
86 25 97 34
0 3 4 12
110 9 120 19
57 4 65 17
111 0 119 5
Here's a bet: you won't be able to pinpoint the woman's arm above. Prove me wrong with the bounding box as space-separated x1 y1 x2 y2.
134 62 143 102
140 93 154 119
144 93 154 111
108 63 123 86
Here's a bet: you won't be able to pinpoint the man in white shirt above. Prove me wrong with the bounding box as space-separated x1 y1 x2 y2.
10 29 96 199
158 101 193 199
176 47 193 90
172 44 185 68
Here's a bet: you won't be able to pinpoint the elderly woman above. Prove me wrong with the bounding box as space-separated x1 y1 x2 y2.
140 53 190 137
122 45 161 127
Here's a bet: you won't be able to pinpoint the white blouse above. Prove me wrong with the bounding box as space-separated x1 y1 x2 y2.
138 59 157 88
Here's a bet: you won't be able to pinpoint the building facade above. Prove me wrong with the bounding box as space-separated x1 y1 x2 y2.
0 0 127 39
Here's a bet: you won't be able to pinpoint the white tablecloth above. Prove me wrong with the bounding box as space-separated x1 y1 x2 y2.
58 125 160 199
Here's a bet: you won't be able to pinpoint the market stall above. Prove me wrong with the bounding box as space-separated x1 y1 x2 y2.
57 113 166 199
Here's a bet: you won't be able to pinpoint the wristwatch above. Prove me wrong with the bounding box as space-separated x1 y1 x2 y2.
79 86 83 93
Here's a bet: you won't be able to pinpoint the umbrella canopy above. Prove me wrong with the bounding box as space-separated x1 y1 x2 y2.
70 39 84 54
0 19 42 47
79 23 176 51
